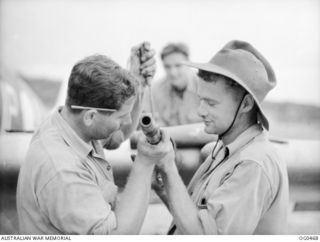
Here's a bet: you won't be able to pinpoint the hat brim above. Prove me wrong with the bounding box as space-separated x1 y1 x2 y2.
183 61 269 130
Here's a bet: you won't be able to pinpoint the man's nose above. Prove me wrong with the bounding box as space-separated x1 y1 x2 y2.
197 101 208 118
168 67 179 78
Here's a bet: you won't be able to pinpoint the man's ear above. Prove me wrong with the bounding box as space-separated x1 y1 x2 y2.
241 94 255 113
83 110 97 126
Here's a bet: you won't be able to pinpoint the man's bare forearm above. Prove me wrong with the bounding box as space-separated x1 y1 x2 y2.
111 156 153 234
162 163 204 234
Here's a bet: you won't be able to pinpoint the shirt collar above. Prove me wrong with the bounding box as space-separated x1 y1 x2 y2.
91 140 107 160
225 124 264 158
52 107 93 159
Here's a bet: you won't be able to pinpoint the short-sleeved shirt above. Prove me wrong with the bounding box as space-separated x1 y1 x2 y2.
142 73 202 126
170 124 289 234
16 108 118 234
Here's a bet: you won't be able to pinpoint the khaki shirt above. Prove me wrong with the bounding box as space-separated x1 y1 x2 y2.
17 108 117 234
143 73 202 126
171 124 289 234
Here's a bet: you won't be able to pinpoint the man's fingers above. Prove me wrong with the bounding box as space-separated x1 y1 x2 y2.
142 42 151 51
141 49 156 62
131 43 148 62
141 65 156 76
137 131 148 145
130 42 154 66
140 57 156 69
159 129 171 144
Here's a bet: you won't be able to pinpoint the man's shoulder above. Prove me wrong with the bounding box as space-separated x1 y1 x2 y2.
19 119 80 195
186 72 199 93
236 132 286 189
27 118 79 174
239 132 282 163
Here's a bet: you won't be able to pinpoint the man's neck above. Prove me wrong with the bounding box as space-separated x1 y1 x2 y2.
220 119 256 146
172 85 187 98
60 106 91 144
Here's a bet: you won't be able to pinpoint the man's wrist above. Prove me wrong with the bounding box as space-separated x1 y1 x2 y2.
135 154 157 168
160 160 178 178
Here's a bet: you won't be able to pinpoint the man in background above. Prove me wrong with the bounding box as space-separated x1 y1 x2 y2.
143 42 201 126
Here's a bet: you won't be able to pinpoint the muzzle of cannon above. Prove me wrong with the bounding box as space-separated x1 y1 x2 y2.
139 113 162 145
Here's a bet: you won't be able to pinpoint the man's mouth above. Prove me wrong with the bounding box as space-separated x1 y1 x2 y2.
203 120 212 126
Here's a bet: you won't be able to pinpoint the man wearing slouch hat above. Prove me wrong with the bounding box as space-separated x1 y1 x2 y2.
154 40 289 234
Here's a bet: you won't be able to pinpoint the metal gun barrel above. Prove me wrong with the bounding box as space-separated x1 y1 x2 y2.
139 113 161 145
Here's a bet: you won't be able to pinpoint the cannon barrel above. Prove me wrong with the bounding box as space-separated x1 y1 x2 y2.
131 122 216 149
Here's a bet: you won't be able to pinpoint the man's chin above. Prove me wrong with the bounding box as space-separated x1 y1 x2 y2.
203 124 216 135
103 131 124 150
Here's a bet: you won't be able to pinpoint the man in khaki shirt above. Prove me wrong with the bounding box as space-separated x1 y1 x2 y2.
16 43 174 234
153 40 289 234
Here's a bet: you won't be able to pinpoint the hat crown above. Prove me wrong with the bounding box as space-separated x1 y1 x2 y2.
209 46 275 102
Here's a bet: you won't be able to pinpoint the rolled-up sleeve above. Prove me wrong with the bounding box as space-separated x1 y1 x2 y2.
197 160 273 234
37 168 117 234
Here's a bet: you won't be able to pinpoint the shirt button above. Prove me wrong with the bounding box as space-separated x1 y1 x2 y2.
106 165 112 171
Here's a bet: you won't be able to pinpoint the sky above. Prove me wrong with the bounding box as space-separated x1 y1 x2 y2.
1 0 319 106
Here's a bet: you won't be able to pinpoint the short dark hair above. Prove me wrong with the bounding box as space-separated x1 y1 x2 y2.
197 70 247 101
66 55 137 112
160 43 189 60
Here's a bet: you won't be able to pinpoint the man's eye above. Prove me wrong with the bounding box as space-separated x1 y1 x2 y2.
200 99 217 107
207 102 216 107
